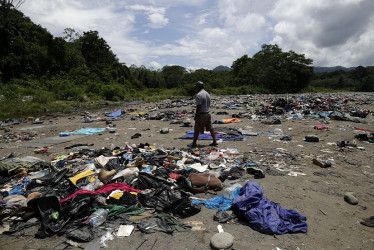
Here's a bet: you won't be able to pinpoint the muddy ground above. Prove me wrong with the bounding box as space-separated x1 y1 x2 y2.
0 93 373 250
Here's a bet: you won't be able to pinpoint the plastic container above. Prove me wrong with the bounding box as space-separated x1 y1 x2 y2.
223 183 242 199
86 208 109 228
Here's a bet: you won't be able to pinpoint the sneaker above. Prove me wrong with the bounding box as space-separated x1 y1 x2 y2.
209 142 219 147
187 143 197 148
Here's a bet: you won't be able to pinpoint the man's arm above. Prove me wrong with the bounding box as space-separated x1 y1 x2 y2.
195 104 202 120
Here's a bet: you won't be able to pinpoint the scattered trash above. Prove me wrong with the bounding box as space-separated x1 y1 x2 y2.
100 231 114 248
313 159 332 168
233 181 308 234
1 93 373 248
116 225 134 237
186 221 206 231
314 125 328 130
160 128 170 134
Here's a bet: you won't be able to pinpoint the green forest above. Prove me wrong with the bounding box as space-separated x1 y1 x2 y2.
1 1 373 119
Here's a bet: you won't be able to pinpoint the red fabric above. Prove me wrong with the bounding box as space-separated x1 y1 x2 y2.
354 127 374 133
59 183 141 203
169 173 181 180
314 125 328 130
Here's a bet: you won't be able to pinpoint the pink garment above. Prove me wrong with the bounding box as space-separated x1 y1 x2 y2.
59 182 141 203
314 125 328 130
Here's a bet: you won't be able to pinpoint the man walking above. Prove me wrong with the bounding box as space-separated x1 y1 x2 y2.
188 81 218 147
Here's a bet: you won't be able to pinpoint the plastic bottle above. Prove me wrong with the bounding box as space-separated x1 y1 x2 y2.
86 209 109 227
223 183 242 199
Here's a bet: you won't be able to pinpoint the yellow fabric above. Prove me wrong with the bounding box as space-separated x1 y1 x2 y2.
128 111 147 115
109 192 124 199
69 170 95 185
50 155 69 163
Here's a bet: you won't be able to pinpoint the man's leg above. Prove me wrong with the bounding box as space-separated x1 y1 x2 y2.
192 130 199 145
209 128 217 144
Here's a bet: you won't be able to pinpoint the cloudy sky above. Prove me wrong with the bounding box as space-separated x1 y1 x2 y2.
19 0 374 70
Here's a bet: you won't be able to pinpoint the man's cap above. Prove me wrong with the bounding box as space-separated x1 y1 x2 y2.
195 81 204 88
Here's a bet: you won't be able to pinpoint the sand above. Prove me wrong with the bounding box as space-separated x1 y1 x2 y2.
0 93 373 250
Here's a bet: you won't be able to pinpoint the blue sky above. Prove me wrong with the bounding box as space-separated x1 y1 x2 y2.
20 0 374 70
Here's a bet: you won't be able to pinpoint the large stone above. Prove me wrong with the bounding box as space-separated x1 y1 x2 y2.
344 192 358 205
210 232 234 249
305 135 319 142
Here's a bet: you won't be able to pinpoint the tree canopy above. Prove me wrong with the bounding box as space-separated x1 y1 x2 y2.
231 44 314 93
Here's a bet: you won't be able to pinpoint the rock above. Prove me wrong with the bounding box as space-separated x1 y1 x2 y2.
305 135 319 142
210 232 234 249
344 192 358 205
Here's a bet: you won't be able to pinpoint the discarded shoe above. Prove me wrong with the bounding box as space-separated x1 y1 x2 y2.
360 216 374 227
187 143 197 148
126 157 144 168
312 159 332 168
167 155 180 161
98 169 116 182
131 133 141 139
247 167 265 179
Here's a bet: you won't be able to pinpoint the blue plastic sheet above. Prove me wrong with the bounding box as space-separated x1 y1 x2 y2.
212 120 224 124
59 127 107 136
233 181 307 235
179 131 243 141
107 110 122 117
192 187 241 211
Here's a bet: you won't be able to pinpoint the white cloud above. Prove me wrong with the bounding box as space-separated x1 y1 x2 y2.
127 4 169 29
271 0 374 66
149 61 162 69
18 0 374 69
148 12 169 28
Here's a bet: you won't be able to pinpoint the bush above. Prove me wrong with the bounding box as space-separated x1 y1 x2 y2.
102 84 126 101
57 85 85 101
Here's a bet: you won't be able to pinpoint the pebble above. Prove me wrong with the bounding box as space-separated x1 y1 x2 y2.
344 192 358 205
210 232 234 249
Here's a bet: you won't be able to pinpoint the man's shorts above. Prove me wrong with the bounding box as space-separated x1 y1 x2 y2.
194 113 213 134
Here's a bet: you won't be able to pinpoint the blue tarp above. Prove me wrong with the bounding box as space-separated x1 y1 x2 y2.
59 127 108 136
192 187 241 211
107 110 122 117
179 131 243 141
233 181 308 235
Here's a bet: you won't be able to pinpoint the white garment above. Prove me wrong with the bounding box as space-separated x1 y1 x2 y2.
195 89 211 113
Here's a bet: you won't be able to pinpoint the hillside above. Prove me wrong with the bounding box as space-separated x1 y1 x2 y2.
314 66 356 73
